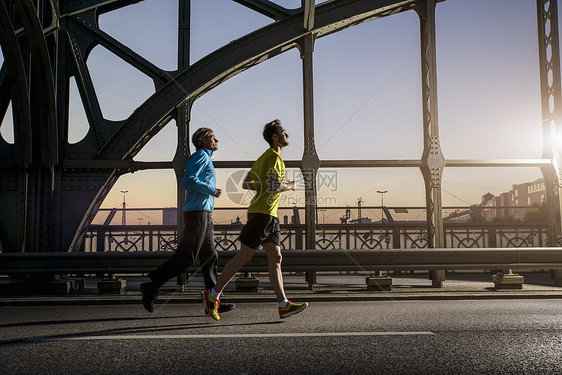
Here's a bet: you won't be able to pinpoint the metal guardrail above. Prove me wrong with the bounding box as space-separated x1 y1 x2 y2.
1 248 562 275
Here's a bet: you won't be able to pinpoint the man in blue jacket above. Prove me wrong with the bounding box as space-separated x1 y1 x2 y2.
140 128 234 314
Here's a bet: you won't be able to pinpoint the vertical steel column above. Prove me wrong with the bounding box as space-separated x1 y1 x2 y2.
299 33 320 288
416 0 445 287
51 5 67 254
0 0 32 254
175 0 192 289
14 0 59 253
178 0 190 70
175 0 192 233
537 0 562 285
174 101 192 230
173 101 192 289
537 0 562 241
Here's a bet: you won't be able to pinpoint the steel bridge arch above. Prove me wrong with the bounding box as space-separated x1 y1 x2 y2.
95 0 420 160
0 0 428 254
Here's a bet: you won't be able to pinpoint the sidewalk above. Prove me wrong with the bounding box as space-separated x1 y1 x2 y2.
1 271 562 307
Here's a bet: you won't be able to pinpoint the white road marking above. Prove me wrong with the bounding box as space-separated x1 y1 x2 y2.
30 331 434 341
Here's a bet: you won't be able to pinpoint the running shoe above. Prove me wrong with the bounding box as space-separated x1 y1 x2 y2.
279 300 308 319
140 282 158 313
202 290 220 321
205 302 236 315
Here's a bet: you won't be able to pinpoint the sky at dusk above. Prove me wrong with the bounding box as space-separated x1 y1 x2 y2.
0 0 552 223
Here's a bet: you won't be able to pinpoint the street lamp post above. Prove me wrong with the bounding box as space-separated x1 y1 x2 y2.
377 190 388 222
120 190 128 225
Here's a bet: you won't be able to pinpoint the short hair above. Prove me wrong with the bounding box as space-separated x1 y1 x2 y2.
262 119 282 145
192 127 213 148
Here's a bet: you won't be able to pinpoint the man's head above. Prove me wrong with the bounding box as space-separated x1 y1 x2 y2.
192 127 218 151
263 119 289 148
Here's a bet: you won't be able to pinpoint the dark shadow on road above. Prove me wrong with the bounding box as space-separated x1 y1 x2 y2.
0 315 198 329
0 317 283 348
0 338 28 346
0 320 217 347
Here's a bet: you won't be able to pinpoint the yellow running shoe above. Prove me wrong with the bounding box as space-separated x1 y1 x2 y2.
279 300 308 319
202 290 220 321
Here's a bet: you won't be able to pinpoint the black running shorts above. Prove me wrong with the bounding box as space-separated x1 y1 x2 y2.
239 213 281 249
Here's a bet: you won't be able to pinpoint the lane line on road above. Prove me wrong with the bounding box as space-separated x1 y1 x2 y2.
29 331 435 342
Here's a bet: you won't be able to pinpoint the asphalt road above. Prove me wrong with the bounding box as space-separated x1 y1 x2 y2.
1 299 562 374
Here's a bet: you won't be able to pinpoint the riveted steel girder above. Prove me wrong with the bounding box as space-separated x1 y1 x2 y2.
415 0 444 248
233 0 295 20
415 0 446 286
298 33 319 240
537 0 562 248
299 31 319 287
60 0 144 17
0 0 60 253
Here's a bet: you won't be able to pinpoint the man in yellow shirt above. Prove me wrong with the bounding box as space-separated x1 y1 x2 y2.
202 119 308 320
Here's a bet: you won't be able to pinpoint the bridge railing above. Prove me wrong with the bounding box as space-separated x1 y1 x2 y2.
84 222 551 253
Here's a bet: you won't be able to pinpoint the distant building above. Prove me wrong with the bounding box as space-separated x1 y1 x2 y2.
445 178 546 222
162 207 177 225
484 178 546 221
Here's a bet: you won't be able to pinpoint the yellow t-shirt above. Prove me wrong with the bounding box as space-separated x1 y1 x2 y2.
247 148 285 217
